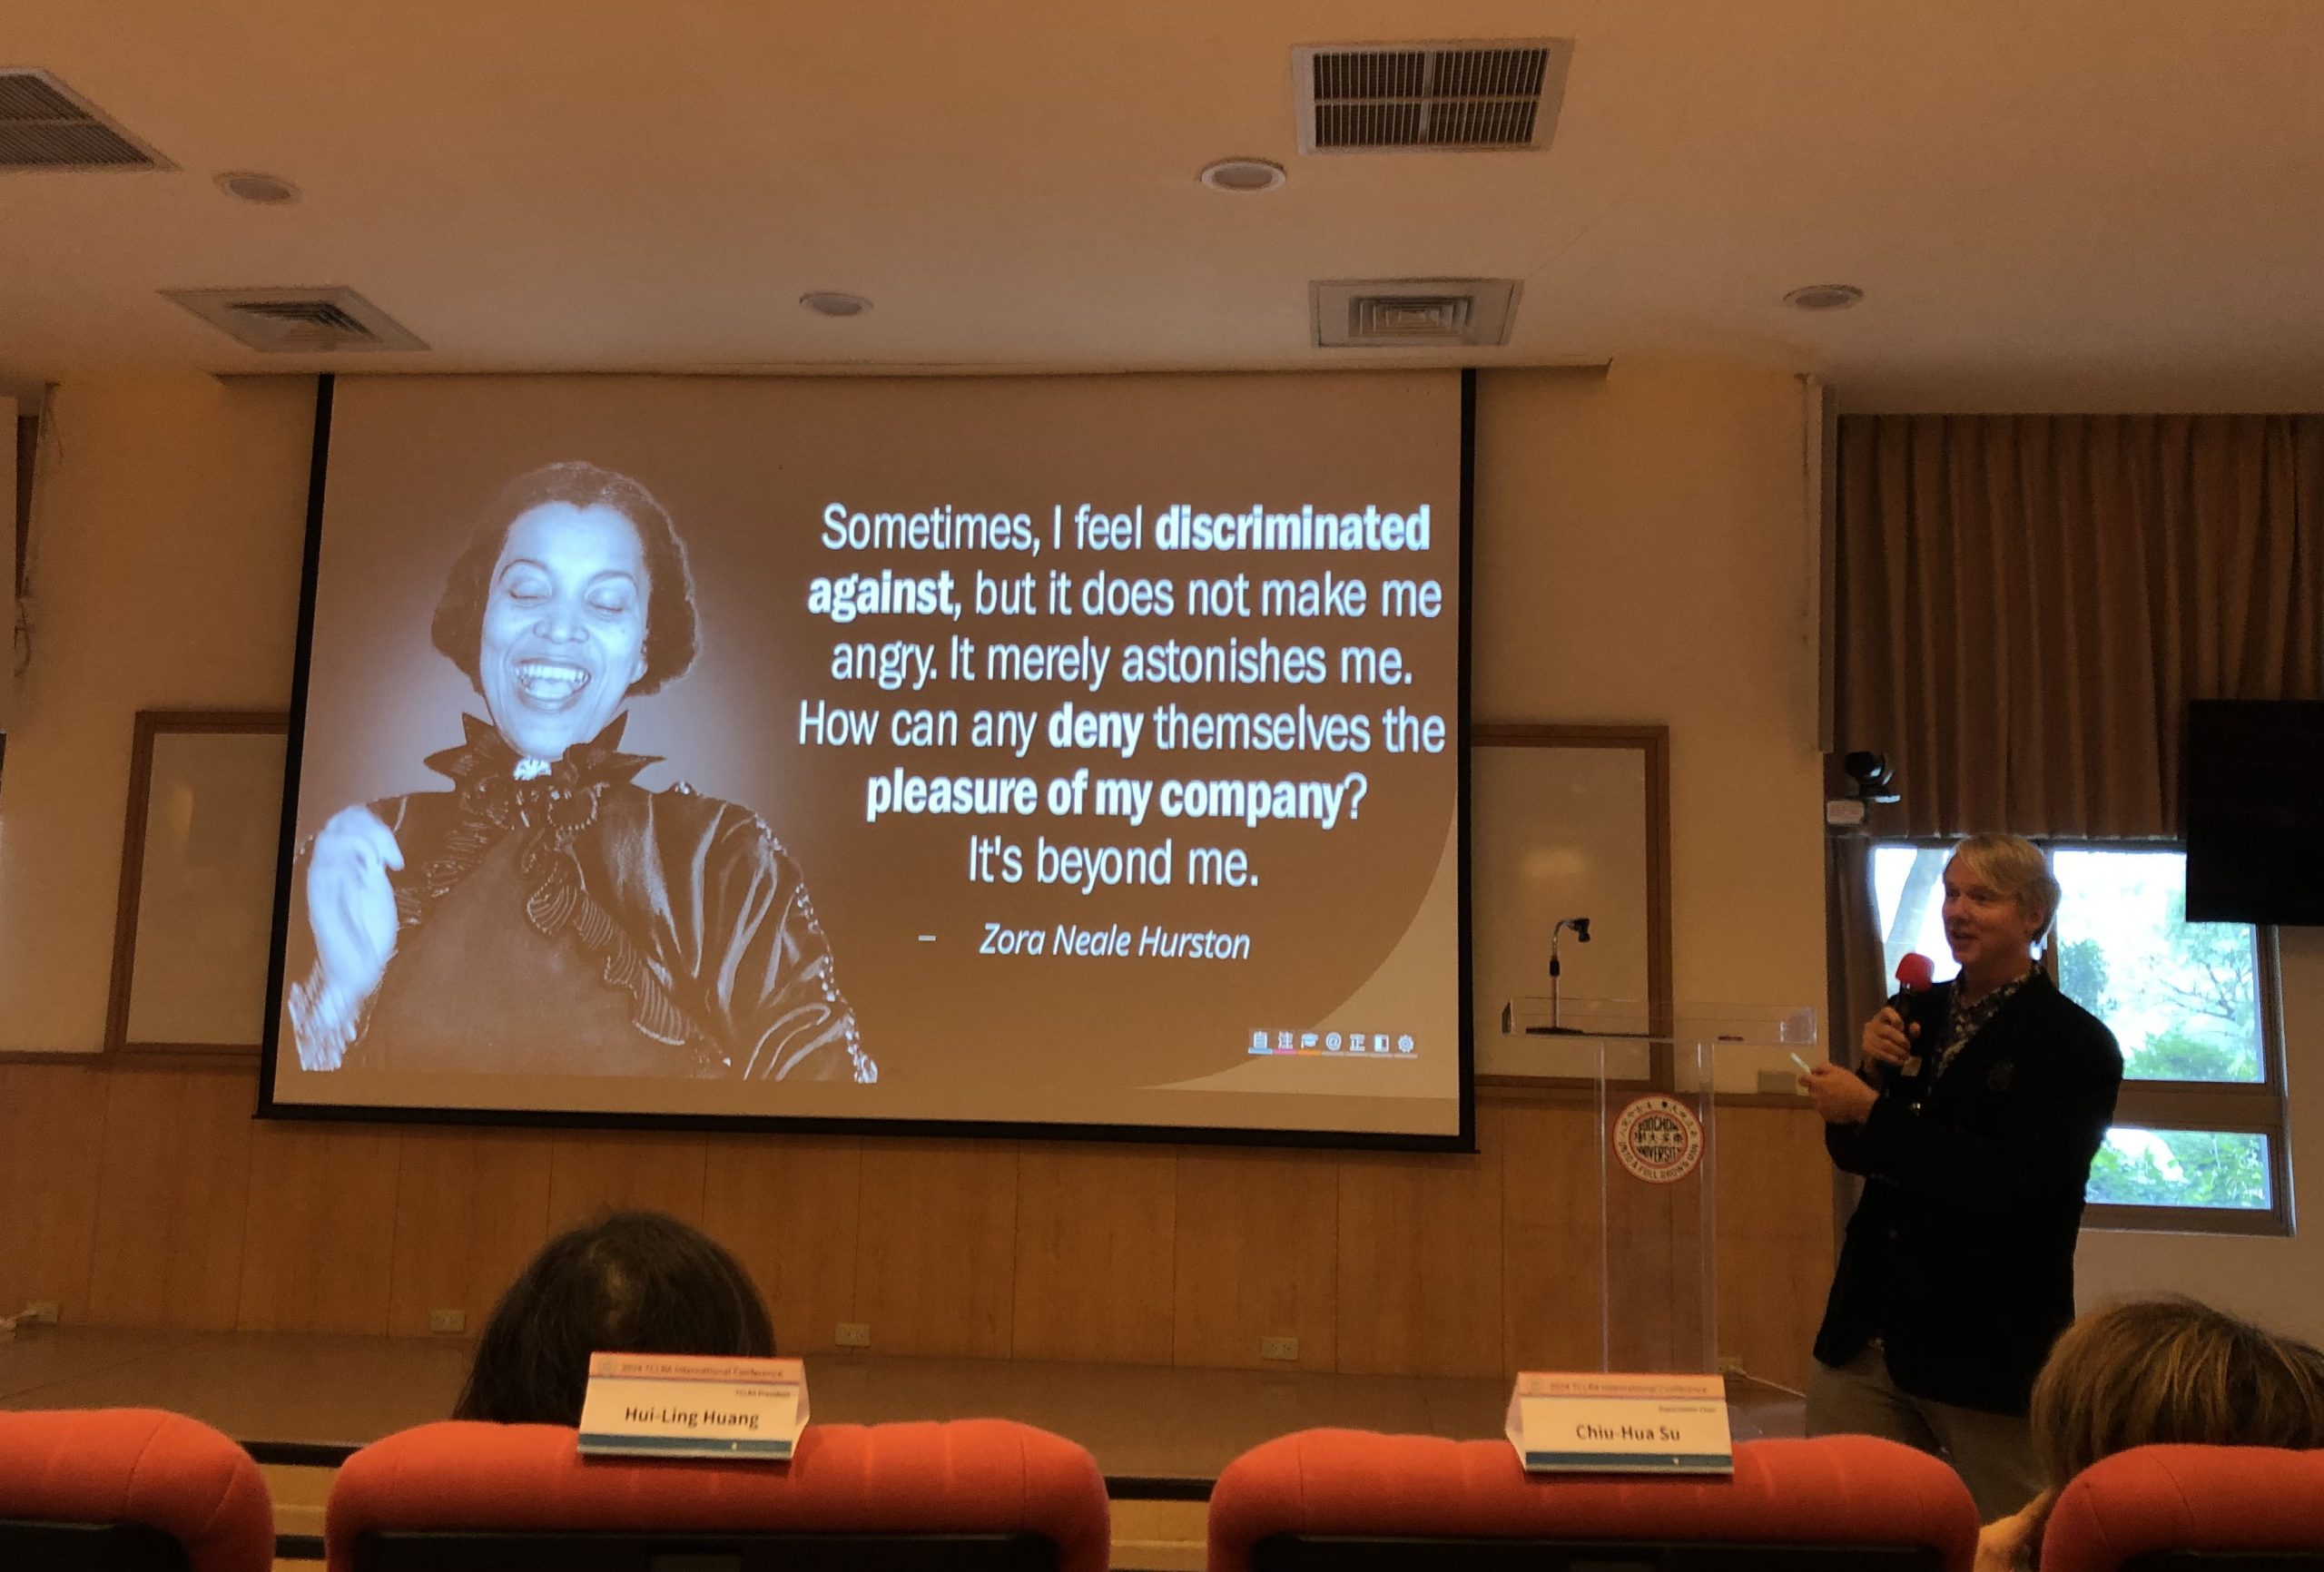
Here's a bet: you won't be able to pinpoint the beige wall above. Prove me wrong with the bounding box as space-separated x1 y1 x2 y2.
0 373 312 1053
1473 363 1827 1051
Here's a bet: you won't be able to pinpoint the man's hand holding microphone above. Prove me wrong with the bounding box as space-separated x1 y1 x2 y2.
1804 953 1935 1125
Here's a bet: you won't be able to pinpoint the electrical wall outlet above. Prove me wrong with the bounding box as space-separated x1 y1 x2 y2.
834 1321 872 1348
1717 1355 1746 1377
1259 1335 1299 1361
428 1309 467 1334
21 1302 59 1325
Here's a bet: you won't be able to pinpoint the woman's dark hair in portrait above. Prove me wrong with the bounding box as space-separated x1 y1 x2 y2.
430 460 702 696
452 1211 775 1426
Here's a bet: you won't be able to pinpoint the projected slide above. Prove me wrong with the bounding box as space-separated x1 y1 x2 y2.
262 372 1466 1142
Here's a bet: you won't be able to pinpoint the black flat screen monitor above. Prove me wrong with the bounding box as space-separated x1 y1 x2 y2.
2184 700 2324 925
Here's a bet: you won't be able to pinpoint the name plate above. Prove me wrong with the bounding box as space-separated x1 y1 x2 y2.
1503 1371 1733 1475
576 1352 809 1461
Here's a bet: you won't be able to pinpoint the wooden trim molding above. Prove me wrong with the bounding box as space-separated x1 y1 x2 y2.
1471 722 1675 1087
103 709 290 1056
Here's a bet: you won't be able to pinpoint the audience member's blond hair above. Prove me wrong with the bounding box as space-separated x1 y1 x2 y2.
1976 1299 2324 1570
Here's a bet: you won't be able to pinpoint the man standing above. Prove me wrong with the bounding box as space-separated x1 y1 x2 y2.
1803 833 2122 1519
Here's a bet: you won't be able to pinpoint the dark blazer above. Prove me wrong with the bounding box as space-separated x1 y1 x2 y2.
1813 970 2122 1415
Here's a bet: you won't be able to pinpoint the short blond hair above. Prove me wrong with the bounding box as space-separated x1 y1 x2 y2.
2031 1299 2324 1491
1949 832 2063 943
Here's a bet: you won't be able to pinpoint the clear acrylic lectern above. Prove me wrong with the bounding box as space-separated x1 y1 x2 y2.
1493 997 1817 1374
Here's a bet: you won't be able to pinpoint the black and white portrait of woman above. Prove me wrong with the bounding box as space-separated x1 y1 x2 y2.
286 461 874 1083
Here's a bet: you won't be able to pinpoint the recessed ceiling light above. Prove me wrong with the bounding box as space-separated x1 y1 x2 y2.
1199 158 1286 193
215 171 299 205
1785 283 1863 311
801 291 871 318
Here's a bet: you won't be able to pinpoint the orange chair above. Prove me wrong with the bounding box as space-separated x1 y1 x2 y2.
324 1417 1110 1572
0 1407 275 1572
1209 1429 1979 1572
2039 1444 2324 1571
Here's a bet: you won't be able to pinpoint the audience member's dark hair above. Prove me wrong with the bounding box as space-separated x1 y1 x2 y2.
430 460 701 696
453 1211 773 1426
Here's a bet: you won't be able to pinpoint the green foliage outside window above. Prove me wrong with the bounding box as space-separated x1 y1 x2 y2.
2087 1126 2270 1211
2054 880 2261 1085
2057 938 2108 1017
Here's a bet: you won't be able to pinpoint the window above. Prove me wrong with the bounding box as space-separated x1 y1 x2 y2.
1871 842 2290 1234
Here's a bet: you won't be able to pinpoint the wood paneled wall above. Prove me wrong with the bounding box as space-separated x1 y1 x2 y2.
0 1060 1834 1388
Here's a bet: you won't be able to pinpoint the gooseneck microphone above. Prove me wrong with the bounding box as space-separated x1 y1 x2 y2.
1544 917 1594 1034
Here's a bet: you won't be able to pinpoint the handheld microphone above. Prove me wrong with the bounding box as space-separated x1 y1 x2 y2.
1884 952 1936 1086
1891 951 1935 1007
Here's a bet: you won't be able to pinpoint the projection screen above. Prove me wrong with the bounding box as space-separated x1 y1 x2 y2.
259 370 1470 1146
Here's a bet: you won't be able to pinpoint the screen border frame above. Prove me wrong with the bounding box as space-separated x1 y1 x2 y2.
256 370 1478 1154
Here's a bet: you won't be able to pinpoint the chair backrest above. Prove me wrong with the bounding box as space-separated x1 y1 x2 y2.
323 1418 1110 1572
0 1407 275 1572
1207 1429 1980 1572
2040 1445 2324 1572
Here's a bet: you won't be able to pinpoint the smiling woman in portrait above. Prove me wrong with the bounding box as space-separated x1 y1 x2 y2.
285 460 872 1083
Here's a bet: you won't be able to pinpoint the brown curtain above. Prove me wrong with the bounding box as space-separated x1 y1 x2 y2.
1824 835 1877 1230
1833 415 2324 839
1825 836 1886 1062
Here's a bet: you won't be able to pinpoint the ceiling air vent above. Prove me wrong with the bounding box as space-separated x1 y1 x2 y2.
0 70 171 172
162 287 428 353
1312 280 1520 349
1295 41 1572 153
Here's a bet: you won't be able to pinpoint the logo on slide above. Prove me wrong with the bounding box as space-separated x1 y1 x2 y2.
1611 1095 1705 1185
1259 1027 1421 1063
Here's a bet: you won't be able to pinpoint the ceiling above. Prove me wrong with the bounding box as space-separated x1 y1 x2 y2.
6 1 2324 410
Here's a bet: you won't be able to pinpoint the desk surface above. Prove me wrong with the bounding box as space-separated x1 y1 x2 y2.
0 1325 1801 1483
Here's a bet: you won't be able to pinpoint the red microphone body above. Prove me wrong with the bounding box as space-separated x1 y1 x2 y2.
1883 951 1938 1088
1892 951 1935 1006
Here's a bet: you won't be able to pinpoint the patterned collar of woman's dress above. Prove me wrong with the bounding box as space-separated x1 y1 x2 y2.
397 712 707 1059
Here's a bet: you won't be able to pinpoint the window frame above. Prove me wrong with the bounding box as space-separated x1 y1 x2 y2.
1867 837 2292 1238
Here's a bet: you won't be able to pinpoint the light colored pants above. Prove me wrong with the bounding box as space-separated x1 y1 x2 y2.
1806 1344 2043 1521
